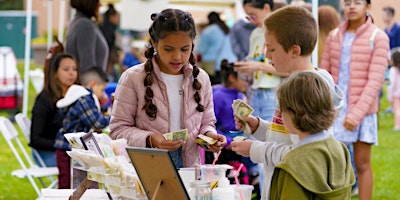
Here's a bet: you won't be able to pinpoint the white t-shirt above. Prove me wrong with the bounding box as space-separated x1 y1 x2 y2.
161 72 184 132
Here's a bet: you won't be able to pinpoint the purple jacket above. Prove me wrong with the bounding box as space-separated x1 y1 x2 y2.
110 58 216 167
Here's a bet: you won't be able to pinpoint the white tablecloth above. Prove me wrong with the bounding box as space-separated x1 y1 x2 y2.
40 189 109 200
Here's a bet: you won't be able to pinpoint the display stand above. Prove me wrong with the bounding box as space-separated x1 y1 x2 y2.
126 147 189 200
68 177 95 200
67 132 144 200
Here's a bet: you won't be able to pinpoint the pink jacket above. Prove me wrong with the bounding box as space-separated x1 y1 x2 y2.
320 16 389 125
110 58 217 167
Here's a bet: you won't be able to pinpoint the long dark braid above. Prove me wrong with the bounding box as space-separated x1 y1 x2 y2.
189 45 204 112
143 9 204 120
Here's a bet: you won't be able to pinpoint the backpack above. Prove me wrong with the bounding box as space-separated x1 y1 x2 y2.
331 27 380 49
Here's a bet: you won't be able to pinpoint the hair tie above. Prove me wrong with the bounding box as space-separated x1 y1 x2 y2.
151 13 157 21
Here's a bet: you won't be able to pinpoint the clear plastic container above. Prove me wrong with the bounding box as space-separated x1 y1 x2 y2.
211 177 235 200
231 184 254 200
188 180 211 200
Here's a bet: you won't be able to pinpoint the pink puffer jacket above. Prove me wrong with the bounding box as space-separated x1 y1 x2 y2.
320 16 389 125
110 58 216 167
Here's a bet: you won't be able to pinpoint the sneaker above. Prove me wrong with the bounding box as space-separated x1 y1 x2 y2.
393 127 400 131
351 187 359 197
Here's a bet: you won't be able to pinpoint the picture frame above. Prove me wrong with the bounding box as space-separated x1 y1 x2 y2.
126 147 189 200
80 132 103 157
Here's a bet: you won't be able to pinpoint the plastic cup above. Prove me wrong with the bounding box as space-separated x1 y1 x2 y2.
231 184 254 200
178 167 196 191
200 165 225 183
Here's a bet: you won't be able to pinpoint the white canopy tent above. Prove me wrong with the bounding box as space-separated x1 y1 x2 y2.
22 0 319 115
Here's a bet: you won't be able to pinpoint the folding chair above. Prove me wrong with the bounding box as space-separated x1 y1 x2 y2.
0 116 59 198
15 113 47 168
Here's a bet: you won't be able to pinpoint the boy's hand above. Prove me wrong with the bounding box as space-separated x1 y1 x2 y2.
234 115 259 134
204 132 226 152
150 133 184 152
231 140 253 157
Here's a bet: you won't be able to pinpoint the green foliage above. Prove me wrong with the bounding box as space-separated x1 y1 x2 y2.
0 62 399 199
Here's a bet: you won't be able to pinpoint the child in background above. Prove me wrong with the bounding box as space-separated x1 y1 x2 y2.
210 59 259 183
213 59 248 146
234 0 288 122
387 48 400 130
110 9 226 168
320 0 389 199
231 6 345 199
234 71 355 199
54 66 110 189
30 53 79 167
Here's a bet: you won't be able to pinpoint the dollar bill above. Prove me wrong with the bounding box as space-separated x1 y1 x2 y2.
232 99 254 134
233 99 254 116
195 134 217 149
233 136 247 142
163 128 188 141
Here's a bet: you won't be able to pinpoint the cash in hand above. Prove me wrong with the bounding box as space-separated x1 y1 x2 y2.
195 134 218 149
232 99 254 134
163 128 189 141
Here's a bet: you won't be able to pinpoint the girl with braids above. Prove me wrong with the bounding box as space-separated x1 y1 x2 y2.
110 8 226 168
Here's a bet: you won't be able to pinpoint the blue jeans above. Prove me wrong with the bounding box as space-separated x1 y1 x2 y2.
33 149 57 167
250 88 276 122
170 147 183 168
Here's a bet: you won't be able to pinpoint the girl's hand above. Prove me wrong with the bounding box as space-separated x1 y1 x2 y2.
343 117 357 131
233 61 260 75
230 140 253 157
149 133 184 152
234 115 259 133
205 132 226 152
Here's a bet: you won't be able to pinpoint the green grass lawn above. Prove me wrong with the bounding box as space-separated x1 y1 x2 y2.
0 62 399 199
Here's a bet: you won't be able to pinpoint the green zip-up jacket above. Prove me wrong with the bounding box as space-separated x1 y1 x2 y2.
269 136 355 200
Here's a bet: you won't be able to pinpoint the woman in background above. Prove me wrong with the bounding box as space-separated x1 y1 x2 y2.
30 53 79 167
66 0 108 73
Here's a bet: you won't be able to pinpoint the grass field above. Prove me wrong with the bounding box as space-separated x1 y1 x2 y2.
0 62 399 199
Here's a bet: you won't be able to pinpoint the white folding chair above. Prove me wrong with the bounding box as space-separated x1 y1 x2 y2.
0 116 59 198
15 113 47 168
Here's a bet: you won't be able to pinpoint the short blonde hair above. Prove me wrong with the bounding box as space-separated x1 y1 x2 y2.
264 5 317 56
277 71 336 133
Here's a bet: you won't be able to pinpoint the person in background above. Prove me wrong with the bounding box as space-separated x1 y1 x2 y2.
99 3 121 82
317 5 340 66
208 60 259 176
196 11 237 85
99 3 119 51
229 18 256 61
233 71 355 199
383 6 400 50
387 48 400 130
66 0 109 73
381 6 400 113
54 67 110 189
234 0 288 122
320 0 389 199
109 9 226 168
30 53 79 167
